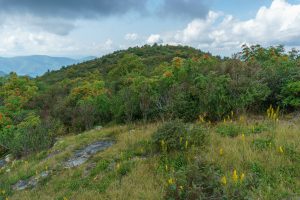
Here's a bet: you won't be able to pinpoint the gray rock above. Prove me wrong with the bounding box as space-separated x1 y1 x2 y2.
5 154 13 163
0 159 6 168
64 140 114 168
12 180 31 191
12 171 51 191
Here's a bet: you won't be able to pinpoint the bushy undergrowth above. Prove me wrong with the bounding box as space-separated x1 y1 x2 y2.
0 114 63 157
164 158 225 200
152 120 207 152
216 121 272 137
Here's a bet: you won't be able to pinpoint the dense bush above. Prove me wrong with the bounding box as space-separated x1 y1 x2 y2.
281 81 300 109
0 113 62 156
165 158 225 200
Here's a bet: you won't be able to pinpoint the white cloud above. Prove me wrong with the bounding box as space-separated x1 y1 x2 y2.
0 24 115 56
1 0 300 57
125 33 138 41
147 34 163 44
0 27 76 56
160 0 300 54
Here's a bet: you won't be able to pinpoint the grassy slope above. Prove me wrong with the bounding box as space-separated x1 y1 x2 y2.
1 117 299 200
206 118 300 199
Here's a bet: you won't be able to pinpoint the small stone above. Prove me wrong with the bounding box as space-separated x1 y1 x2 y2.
0 159 6 168
5 154 13 163
94 126 103 131
12 180 29 191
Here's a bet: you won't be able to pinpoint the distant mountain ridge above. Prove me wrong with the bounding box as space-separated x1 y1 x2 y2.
0 55 96 77
0 70 6 76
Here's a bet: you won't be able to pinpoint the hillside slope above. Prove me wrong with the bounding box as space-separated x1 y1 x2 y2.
0 117 299 200
38 45 205 84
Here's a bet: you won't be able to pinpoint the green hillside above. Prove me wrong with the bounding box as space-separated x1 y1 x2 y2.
38 45 205 84
0 44 300 200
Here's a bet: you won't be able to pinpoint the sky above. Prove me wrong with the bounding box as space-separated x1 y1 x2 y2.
0 0 300 57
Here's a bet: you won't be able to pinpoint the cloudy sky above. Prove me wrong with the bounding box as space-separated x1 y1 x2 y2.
0 0 300 57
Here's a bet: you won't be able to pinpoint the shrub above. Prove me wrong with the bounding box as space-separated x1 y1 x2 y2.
251 138 273 150
281 81 300 109
165 158 225 200
152 120 206 152
216 123 245 137
0 114 61 156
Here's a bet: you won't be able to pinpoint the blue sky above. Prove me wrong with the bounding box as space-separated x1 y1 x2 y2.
0 0 300 57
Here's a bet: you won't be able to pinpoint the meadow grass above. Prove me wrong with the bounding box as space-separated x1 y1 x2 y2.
0 117 299 200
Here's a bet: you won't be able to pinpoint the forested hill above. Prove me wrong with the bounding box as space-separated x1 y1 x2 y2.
1 44 300 199
1 44 300 155
38 45 205 84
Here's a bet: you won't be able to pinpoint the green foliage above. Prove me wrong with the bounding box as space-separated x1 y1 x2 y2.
152 120 206 152
281 81 300 108
2 44 300 158
216 122 271 137
0 113 61 156
195 73 233 120
164 157 227 200
251 138 273 150
216 123 245 137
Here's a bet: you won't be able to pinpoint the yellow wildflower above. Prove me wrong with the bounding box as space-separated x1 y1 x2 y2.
279 146 284 154
240 173 245 182
241 134 245 142
219 148 223 156
179 185 184 190
168 178 174 185
232 170 238 183
116 163 120 170
220 176 227 185
63 197 68 200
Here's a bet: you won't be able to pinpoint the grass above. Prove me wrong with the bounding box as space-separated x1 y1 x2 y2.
206 118 300 199
0 123 165 200
0 116 299 200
